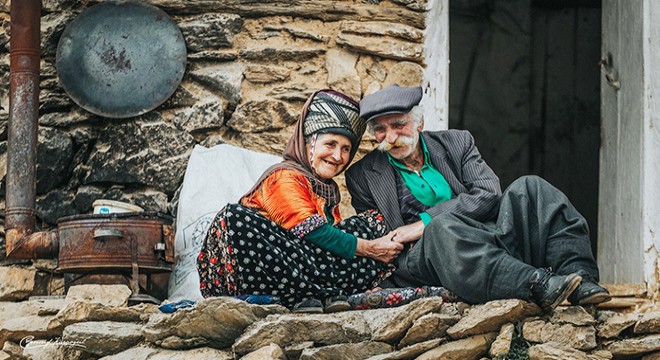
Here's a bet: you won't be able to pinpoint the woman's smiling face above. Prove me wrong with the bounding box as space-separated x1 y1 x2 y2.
306 133 352 180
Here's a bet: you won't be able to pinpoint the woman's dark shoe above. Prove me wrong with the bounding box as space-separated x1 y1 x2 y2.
567 270 612 306
529 268 582 311
324 295 352 313
292 298 323 314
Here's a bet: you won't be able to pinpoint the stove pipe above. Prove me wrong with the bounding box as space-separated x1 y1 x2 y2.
4 0 57 259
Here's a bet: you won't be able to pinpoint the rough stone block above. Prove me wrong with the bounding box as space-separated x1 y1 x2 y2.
642 351 660 360
363 297 444 344
244 65 291 84
227 100 295 133
416 332 497 360
540 323 597 350
98 345 234 360
635 311 660 334
179 14 243 51
64 285 132 307
283 341 314 360
602 283 646 297
339 21 423 42
62 321 143 357
326 48 361 100
447 299 541 339
383 61 424 87
22 344 87 360
83 118 194 195
336 33 423 62
49 302 158 330
489 323 515 358
589 349 613 360
523 320 546 343
0 266 37 301
189 63 243 108
549 306 597 326
233 311 371 356
242 343 285 360
143 297 287 350
172 98 225 133
299 341 393 360
1 341 22 358
528 341 591 360
368 338 445 360
604 334 660 357
597 312 639 339
398 313 459 347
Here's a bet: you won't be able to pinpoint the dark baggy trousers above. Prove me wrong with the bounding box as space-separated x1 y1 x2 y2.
405 175 599 304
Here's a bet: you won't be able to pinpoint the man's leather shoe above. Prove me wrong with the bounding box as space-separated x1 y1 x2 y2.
567 270 611 306
324 295 352 313
529 268 582 311
292 298 323 313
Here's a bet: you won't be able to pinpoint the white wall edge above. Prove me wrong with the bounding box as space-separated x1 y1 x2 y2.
642 0 660 298
421 0 449 131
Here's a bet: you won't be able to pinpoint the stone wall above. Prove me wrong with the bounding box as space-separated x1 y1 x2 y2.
0 0 429 253
1 283 660 359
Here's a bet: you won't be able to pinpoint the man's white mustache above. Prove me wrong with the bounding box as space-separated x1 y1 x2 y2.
377 136 416 152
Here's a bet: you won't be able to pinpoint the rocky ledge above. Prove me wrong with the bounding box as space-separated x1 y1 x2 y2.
0 280 659 360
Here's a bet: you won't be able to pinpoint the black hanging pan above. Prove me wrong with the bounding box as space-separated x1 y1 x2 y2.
56 1 187 118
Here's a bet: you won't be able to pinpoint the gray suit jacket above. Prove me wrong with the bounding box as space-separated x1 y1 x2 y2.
345 130 502 285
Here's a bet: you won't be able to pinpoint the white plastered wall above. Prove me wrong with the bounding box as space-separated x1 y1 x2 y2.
641 0 660 298
599 0 660 297
421 0 449 131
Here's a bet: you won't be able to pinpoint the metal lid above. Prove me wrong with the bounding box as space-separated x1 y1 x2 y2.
57 211 174 224
92 199 144 213
56 1 187 118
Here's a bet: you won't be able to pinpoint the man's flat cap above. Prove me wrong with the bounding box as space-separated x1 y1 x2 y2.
359 84 423 122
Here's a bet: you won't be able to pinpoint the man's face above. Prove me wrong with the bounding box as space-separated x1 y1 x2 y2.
370 113 423 160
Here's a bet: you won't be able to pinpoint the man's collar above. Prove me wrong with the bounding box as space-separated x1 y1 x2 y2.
386 135 429 171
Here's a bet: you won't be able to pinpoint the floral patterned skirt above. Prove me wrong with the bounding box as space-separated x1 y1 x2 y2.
197 204 395 308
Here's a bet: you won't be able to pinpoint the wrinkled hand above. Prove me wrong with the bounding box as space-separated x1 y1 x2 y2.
356 232 404 263
392 221 425 244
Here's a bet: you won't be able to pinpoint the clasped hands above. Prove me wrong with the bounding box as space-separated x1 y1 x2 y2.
355 221 425 263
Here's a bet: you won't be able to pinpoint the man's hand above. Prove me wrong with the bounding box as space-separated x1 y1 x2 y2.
355 232 404 263
392 220 425 243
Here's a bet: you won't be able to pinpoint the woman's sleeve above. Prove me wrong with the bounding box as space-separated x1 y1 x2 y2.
250 170 326 235
305 224 358 259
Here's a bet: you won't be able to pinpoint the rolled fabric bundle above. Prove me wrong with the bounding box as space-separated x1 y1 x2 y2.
234 294 282 305
347 286 461 310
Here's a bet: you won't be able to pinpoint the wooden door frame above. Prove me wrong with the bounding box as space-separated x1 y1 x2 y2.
599 0 660 296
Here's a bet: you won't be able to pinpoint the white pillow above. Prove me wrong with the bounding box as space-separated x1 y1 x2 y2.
167 144 281 302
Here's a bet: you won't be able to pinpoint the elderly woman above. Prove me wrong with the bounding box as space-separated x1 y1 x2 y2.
197 90 403 312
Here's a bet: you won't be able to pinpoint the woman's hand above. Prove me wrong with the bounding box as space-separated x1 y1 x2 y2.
392 221 425 244
355 232 403 263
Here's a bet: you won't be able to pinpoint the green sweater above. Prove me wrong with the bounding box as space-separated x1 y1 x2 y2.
304 207 357 259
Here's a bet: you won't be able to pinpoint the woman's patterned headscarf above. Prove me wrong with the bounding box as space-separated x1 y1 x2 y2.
302 91 365 151
242 89 364 208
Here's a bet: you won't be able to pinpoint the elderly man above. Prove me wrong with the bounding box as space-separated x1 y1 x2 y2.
345 84 610 311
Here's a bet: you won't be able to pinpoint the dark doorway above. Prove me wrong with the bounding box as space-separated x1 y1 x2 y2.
449 0 602 256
